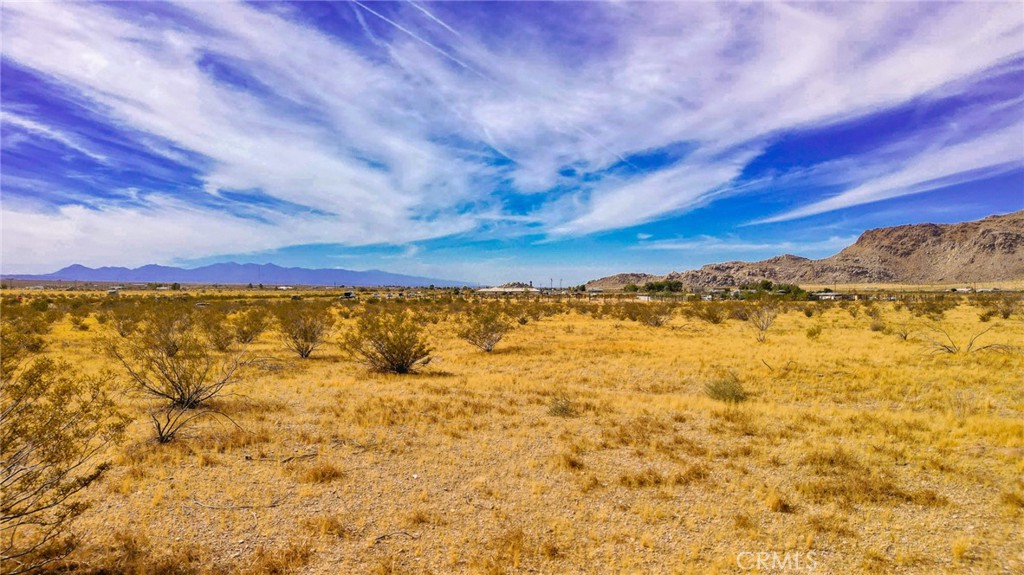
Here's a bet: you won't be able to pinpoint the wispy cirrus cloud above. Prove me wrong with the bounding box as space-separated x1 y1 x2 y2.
635 234 858 255
1 0 1021 277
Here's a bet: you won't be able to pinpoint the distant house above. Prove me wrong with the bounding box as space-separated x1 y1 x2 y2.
477 286 541 294
277 286 294 290
813 292 854 301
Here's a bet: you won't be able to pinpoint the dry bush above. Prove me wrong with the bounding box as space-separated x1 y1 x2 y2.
922 325 1015 354
233 306 271 344
107 309 246 409
748 303 779 343
103 301 144 338
1 355 127 574
638 303 673 327
197 307 235 352
341 308 433 373
705 372 747 403
691 301 729 324
547 395 578 417
274 302 335 359
458 306 512 352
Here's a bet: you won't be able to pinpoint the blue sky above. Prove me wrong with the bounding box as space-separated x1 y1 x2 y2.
1 1 1022 285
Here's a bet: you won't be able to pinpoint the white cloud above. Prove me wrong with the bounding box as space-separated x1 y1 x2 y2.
757 125 1024 224
636 235 858 257
1 0 1021 272
1 112 108 162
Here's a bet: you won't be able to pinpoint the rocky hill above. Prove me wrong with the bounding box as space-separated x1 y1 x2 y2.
585 273 662 290
588 211 1024 289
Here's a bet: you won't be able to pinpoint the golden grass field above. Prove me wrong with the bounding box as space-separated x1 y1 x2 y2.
4 290 1023 575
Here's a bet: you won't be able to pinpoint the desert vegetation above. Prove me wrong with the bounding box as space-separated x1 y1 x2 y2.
1 287 1022 574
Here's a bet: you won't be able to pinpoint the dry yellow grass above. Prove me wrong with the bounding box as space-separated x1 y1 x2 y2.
6 291 1023 574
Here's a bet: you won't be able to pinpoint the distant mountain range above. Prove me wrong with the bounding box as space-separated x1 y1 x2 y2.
4 262 471 288
588 210 1024 289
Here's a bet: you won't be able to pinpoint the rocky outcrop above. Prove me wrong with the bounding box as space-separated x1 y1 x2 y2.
587 211 1024 289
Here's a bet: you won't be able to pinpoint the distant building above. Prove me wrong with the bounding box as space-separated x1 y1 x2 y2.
813 292 854 301
477 286 541 294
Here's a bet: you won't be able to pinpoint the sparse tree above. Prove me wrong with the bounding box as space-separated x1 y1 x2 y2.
342 308 432 373
275 302 335 359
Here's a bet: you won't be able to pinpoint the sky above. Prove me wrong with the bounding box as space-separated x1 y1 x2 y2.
1 1 1022 285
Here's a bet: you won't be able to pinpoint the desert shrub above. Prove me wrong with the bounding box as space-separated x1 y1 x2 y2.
233 307 271 344
894 323 912 341
1 357 127 574
704 373 747 403
104 302 143 338
906 296 958 320
548 396 578 417
869 320 886 332
107 308 246 409
727 302 750 321
341 308 433 374
806 324 823 339
458 306 512 352
921 325 1012 354
985 294 1020 320
978 309 996 322
691 301 729 324
748 304 779 343
275 302 335 359
197 308 235 352
637 303 672 327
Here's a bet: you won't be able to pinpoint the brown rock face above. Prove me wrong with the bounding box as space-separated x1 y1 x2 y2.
586 211 1024 289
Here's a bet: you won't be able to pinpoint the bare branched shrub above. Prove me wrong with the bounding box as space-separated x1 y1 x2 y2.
341 308 432 374
458 306 512 352
1 356 127 574
894 323 912 341
922 325 1015 354
748 304 779 343
107 308 246 409
148 404 239 444
233 307 271 344
275 302 335 359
